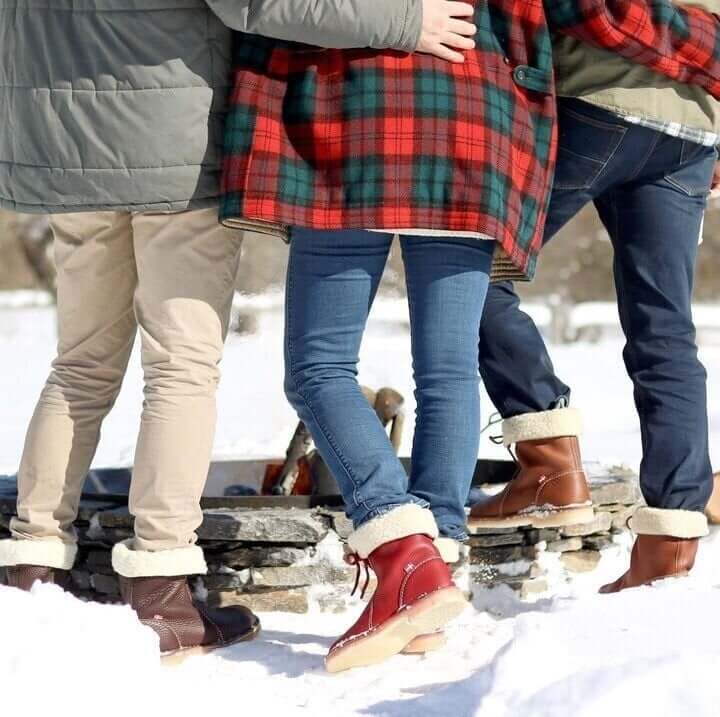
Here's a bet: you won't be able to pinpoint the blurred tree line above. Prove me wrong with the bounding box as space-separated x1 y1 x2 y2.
1 201 719 301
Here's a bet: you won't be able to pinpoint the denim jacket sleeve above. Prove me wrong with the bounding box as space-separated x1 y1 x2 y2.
205 0 422 52
545 0 720 99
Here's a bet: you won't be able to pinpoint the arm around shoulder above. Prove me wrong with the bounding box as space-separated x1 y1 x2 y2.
205 0 423 51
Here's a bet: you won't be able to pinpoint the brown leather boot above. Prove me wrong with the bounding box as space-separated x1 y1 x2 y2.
119 575 260 663
600 535 698 593
468 409 592 531
705 472 720 524
600 507 708 593
3 565 69 591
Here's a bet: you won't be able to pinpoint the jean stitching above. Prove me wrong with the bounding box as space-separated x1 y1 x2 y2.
285 239 373 517
627 130 661 183
555 124 627 191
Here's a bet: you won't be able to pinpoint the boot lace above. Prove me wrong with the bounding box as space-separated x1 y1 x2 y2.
481 412 517 461
345 552 371 600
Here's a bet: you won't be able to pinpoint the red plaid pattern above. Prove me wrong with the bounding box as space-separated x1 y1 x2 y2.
221 0 720 280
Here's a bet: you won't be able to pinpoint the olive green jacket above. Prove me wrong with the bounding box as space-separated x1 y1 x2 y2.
553 0 720 135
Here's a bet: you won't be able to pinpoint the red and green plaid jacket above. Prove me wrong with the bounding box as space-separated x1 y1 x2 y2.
221 0 720 280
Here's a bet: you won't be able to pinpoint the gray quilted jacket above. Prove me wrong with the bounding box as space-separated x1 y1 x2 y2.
0 0 422 214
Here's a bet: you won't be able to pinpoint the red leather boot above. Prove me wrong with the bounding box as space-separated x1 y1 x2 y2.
326 506 467 673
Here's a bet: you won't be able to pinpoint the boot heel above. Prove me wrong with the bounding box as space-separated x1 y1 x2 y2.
408 586 468 635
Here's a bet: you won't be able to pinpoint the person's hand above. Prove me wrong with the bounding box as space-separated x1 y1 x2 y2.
711 159 720 193
418 0 476 63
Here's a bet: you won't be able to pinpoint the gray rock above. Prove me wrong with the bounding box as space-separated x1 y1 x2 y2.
523 528 561 545
467 526 521 535
85 550 114 575
198 508 328 543
250 564 353 588
583 534 614 551
317 509 353 540
469 545 536 565
314 591 351 614
209 588 309 614
91 573 120 596
97 507 134 529
70 570 92 591
545 537 584 553
202 570 251 590
472 563 533 586
207 546 308 569
76 501 117 523
589 474 641 506
561 550 602 573
561 511 612 537
468 532 525 548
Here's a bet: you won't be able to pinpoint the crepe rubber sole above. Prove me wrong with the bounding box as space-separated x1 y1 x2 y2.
402 630 448 654
161 619 261 666
325 586 467 673
467 505 594 532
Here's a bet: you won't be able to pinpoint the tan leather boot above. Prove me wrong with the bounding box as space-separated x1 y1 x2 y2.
600 507 708 593
468 409 592 531
705 472 720 524
600 535 698 593
119 575 260 663
3 565 69 591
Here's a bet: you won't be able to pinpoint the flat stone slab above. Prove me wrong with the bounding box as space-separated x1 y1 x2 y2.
523 528 561 545
203 570 251 590
468 532 525 548
561 511 612 537
469 545 536 565
97 507 134 529
589 474 641 506
583 534 614 551
250 564 353 588
210 588 309 614
198 508 329 544
561 550 602 573
206 546 308 569
546 537 584 553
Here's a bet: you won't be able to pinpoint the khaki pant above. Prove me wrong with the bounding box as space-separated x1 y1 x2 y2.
5 209 242 570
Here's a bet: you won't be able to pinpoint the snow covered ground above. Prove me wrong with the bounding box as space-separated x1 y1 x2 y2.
2 293 720 474
2 292 720 715
3 530 720 716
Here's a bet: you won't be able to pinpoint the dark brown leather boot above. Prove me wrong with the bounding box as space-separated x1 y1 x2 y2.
600 535 698 593
119 576 260 663
3 565 69 591
469 410 592 531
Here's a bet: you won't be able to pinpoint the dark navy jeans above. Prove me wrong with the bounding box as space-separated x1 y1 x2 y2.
285 229 494 539
480 98 716 512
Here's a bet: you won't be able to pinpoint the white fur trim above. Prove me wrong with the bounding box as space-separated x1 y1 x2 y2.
629 507 709 539
111 540 207 578
435 537 461 564
0 538 77 570
502 408 582 446
347 505 439 559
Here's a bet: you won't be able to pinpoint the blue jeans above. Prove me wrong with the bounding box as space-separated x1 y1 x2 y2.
480 98 716 512
285 229 494 539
